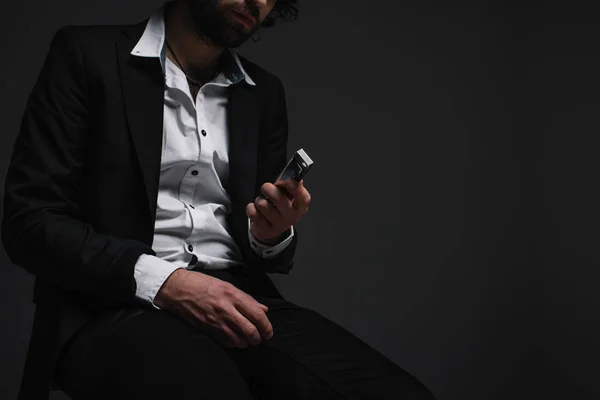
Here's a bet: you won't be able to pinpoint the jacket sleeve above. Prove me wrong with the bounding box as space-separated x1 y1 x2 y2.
1 26 155 304
241 77 298 274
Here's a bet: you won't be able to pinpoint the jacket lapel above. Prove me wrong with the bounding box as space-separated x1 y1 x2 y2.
226 82 260 241
116 22 165 224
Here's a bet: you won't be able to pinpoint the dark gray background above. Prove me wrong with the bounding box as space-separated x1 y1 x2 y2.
529 6 600 400
0 2 588 400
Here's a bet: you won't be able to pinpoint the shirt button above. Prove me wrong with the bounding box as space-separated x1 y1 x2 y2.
201 130 207 136
187 244 194 252
191 170 199 176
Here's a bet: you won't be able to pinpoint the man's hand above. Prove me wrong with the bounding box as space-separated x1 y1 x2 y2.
154 269 273 349
246 179 311 243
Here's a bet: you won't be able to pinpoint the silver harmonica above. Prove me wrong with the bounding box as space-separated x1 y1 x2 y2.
275 148 314 183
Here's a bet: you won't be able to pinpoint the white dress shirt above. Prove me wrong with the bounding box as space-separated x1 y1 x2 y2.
131 4 294 307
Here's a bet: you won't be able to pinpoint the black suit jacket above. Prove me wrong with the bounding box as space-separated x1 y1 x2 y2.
2 19 297 400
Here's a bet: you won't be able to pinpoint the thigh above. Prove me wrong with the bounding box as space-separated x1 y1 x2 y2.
56 306 253 400
226 297 436 400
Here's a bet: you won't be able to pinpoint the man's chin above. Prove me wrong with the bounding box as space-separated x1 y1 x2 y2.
227 25 256 42
227 37 253 49
214 30 253 48
190 27 247 49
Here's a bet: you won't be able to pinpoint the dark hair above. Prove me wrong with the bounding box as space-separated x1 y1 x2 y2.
261 0 299 28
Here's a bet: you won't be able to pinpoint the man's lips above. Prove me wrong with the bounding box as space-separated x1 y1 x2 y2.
231 10 257 27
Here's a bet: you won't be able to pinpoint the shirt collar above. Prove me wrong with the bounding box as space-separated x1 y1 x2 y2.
130 3 256 86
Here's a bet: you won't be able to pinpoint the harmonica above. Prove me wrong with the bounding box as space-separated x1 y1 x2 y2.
275 148 314 183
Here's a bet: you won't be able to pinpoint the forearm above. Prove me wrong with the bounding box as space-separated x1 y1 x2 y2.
240 224 297 274
133 254 183 308
1 26 154 304
1 207 154 303
247 217 294 257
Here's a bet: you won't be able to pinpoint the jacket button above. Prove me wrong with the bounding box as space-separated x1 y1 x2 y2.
191 170 198 176
187 244 194 252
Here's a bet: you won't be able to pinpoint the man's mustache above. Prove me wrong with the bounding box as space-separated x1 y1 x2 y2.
228 4 260 20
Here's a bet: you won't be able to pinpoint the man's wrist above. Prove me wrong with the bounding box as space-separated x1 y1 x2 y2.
154 268 186 310
255 228 291 246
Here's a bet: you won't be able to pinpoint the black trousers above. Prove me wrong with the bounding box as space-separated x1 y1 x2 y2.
56 267 435 400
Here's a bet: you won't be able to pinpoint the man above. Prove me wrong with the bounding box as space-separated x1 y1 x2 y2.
2 0 436 399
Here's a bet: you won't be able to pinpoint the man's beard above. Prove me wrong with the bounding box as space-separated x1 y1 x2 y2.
183 0 261 48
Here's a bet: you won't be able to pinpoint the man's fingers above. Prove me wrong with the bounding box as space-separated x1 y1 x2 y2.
292 185 311 211
261 183 293 214
246 202 273 228
246 202 258 220
234 300 274 341
226 308 264 346
259 303 269 312
218 322 250 349
254 196 280 225
274 178 301 194
193 317 248 349
275 180 311 211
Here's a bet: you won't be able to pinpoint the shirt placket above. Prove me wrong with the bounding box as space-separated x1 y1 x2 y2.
184 86 216 261
170 83 199 261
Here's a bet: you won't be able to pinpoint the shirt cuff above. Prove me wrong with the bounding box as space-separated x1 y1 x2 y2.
247 217 294 259
133 254 182 309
